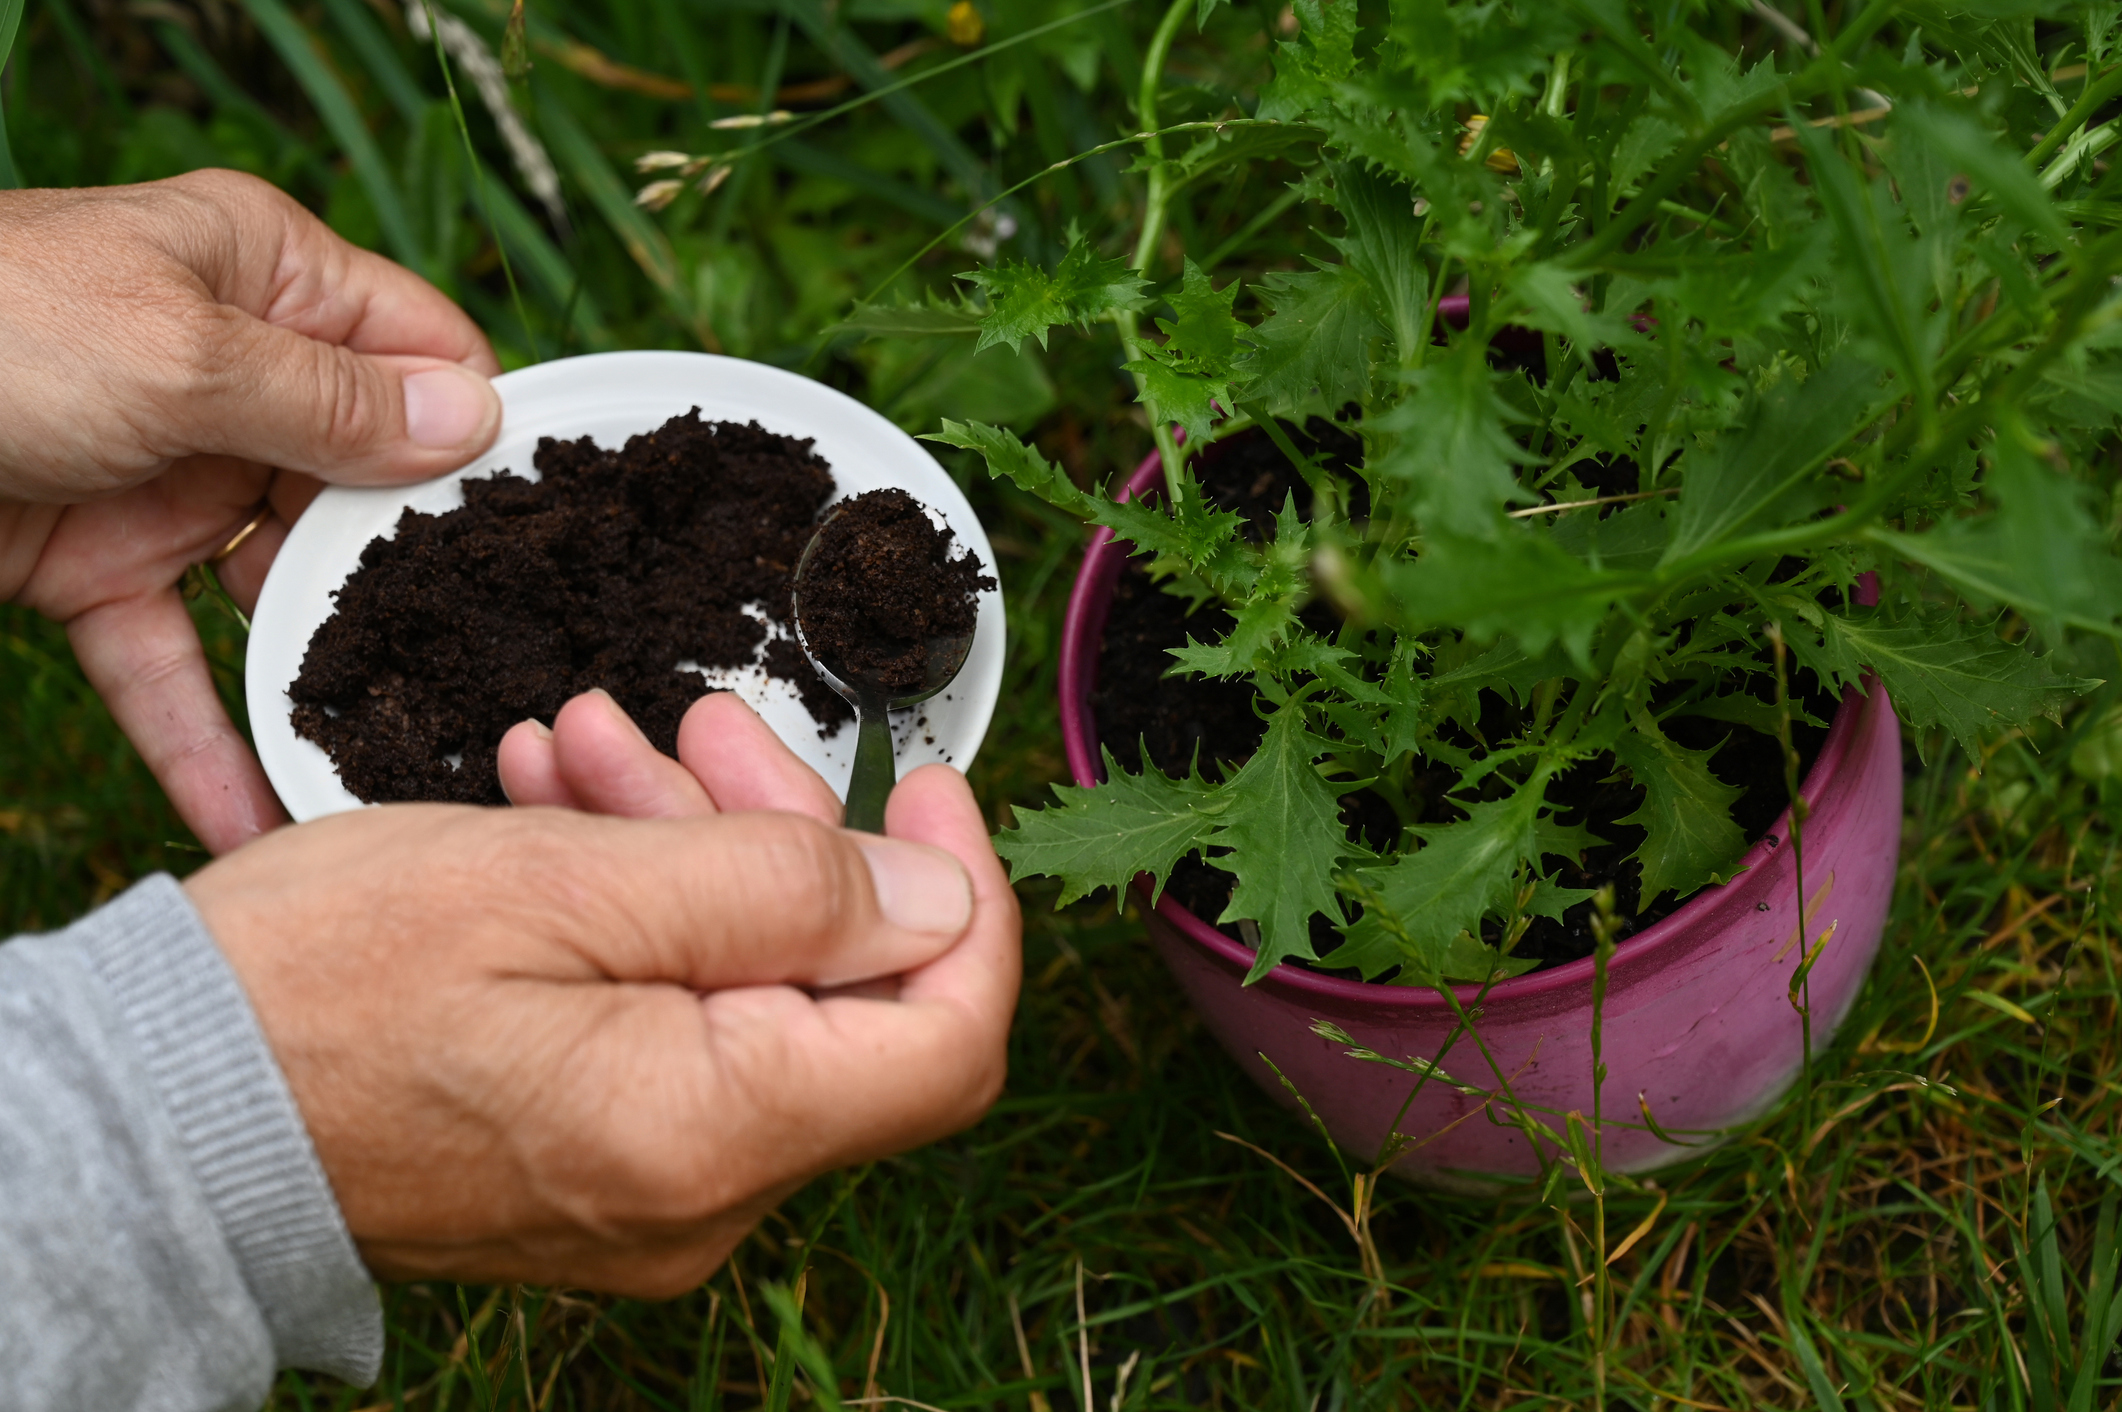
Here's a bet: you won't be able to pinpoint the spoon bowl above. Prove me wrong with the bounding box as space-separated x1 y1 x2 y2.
791 499 977 831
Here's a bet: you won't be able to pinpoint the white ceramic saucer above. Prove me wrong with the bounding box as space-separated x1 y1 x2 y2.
246 351 1005 821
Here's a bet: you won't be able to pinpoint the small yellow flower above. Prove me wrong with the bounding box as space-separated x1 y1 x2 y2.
947 0 985 47
1459 114 1520 174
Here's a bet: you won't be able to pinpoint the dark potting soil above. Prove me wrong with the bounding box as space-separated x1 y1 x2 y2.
1091 416 1362 779
290 410 856 805
796 488 993 699
1089 420 1831 976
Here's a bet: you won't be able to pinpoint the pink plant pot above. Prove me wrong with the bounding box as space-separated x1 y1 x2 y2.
1056 449 1902 1188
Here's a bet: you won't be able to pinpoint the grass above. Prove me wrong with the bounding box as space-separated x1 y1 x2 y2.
7 0 2122 1404
13 527 2122 1410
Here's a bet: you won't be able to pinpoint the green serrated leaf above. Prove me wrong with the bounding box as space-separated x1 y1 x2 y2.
1534 815 1606 867
1380 642 1427 762
1670 691 1825 738
1235 262 1385 408
1661 355 1879 566
1871 431 2122 642
1126 356 1228 446
1331 163 1428 356
1526 876 1596 922
1790 608 2098 759
1612 718 1747 905
1159 258 1247 373
960 240 1150 353
1322 786 1540 984
1372 341 1528 539
925 420 1095 517
1897 98 2070 246
994 748 1225 906
1257 0 1356 120
1164 592 1300 679
1548 497 1673 574
1427 638 1571 706
1382 528 1637 663
1091 495 1254 595
1506 262 1639 357
1209 707 1349 981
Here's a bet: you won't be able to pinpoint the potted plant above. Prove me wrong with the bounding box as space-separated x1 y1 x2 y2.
920 0 2122 1186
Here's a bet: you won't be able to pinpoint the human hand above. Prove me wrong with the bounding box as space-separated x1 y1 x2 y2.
0 170 503 855
493 687 844 824
183 707 1019 1289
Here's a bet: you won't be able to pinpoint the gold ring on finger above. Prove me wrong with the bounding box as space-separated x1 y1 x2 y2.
209 506 274 565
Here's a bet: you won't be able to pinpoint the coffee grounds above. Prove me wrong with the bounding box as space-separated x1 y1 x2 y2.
290 410 853 805
796 488 994 698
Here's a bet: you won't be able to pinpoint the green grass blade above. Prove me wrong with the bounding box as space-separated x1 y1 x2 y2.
0 0 25 188
469 151 608 347
762 1282 843 1411
414 0 537 359
234 0 424 268
779 0 995 206
151 20 302 143
532 81 704 338
453 1286 497 1411
1780 1295 1850 1412
2068 1190 2122 1412
776 136 963 227
316 0 429 124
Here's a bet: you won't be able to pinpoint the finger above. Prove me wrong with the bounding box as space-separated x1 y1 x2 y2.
493 808 975 991
164 170 501 372
551 689 716 819
217 473 329 613
66 587 289 853
170 311 501 487
676 692 842 826
678 767 1019 1184
496 719 579 809
213 511 286 614
13 458 272 617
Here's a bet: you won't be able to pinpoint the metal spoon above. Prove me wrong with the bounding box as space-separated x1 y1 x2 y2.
790 500 975 833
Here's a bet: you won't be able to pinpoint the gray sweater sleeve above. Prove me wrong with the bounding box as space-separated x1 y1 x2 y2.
0 875 382 1412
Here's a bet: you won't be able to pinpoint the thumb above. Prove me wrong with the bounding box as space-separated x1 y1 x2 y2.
181 309 502 484
499 808 977 991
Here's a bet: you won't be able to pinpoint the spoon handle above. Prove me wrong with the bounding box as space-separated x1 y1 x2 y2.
843 702 896 833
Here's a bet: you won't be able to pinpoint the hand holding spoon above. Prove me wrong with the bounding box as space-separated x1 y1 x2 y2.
790 493 980 832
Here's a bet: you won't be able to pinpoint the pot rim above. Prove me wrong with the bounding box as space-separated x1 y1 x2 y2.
1057 444 1880 1011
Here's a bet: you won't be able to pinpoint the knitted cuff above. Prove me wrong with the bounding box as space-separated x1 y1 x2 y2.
83 875 382 1386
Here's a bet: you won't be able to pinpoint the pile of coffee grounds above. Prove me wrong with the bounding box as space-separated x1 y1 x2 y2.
290 410 853 805
1089 419 1831 975
796 488 994 697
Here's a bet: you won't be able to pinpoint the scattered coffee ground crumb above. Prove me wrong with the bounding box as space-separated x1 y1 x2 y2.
290 410 853 805
796 488 993 698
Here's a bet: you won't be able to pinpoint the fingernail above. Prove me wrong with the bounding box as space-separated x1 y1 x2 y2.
857 838 973 937
588 688 651 744
525 718 553 741
403 365 497 449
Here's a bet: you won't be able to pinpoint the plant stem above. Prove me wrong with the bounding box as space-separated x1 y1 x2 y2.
1113 0 1194 507
2026 61 2122 172
1589 890 1617 1412
1769 623 1814 1146
421 0 539 362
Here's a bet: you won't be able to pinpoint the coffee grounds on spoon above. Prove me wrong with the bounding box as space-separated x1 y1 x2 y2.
288 409 854 805
797 488 994 698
